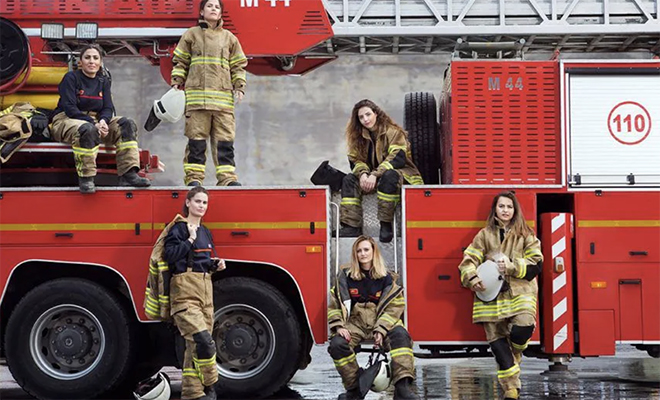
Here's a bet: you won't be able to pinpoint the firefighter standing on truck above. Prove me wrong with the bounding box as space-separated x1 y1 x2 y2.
328 236 420 400
170 0 248 187
164 186 225 400
50 44 151 194
338 99 423 243
458 191 544 400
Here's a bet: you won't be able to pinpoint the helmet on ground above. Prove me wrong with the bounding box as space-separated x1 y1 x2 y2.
144 88 186 131
370 355 392 392
133 372 171 400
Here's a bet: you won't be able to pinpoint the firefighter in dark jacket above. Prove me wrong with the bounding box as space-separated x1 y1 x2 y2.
50 44 150 193
458 191 543 400
338 99 423 243
328 236 420 400
165 186 225 400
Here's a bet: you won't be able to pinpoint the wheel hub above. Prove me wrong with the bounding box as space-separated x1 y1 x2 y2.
52 324 92 358
224 323 258 357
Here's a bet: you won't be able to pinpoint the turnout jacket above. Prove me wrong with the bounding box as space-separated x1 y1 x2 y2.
458 219 544 323
171 20 248 112
0 102 34 163
348 124 423 185
164 221 216 274
328 267 406 337
144 214 187 321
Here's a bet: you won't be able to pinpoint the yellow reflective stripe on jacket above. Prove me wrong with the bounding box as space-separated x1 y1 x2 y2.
460 266 476 281
377 191 400 203
116 141 138 151
72 146 99 156
232 71 247 82
515 258 527 279
512 340 529 351
403 174 424 185
182 368 199 378
380 161 394 170
158 295 169 304
390 347 414 358
193 355 217 367
388 144 407 154
328 309 342 319
380 313 398 325
171 67 188 79
525 248 542 258
391 298 406 306
472 295 537 318
173 47 191 60
352 162 369 174
230 54 248 66
341 197 361 206
464 246 484 263
190 56 229 68
498 364 520 378
333 353 356 367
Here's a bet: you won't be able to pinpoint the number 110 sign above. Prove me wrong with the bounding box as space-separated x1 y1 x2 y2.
607 101 652 145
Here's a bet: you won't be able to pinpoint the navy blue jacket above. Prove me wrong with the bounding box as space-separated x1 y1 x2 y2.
164 222 216 274
54 70 114 124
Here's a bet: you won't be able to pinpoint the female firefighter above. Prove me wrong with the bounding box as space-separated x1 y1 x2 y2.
338 99 423 243
458 191 544 400
170 0 248 187
165 186 225 400
328 235 420 400
50 44 150 194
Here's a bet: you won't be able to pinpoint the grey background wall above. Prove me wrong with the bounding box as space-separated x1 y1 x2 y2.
105 55 450 186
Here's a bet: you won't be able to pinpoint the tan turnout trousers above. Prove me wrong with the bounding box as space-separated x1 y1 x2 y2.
50 112 139 177
171 271 218 399
183 109 237 186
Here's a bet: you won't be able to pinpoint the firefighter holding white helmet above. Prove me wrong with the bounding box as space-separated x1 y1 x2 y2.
458 191 544 400
169 0 248 187
328 236 420 400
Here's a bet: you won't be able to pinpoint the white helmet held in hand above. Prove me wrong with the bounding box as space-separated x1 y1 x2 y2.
144 88 186 131
370 356 392 392
133 372 171 400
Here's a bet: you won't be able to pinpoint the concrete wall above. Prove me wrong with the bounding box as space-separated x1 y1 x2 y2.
105 55 449 186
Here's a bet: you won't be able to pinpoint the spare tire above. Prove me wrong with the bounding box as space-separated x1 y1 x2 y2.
404 92 440 185
0 17 29 86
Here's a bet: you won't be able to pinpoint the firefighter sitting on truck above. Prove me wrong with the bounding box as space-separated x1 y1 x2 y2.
338 99 423 243
165 186 225 400
328 235 420 400
458 191 544 400
170 0 248 187
50 44 150 194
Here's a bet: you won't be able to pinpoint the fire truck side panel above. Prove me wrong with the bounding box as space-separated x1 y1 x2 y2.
405 188 538 342
574 191 660 352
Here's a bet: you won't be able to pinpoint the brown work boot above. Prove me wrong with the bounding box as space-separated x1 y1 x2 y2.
394 378 420 400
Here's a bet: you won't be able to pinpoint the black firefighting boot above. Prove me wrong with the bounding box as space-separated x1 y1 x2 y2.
188 181 201 187
337 387 363 400
379 221 393 243
338 223 362 238
394 378 420 400
227 181 242 186
194 385 217 400
79 177 96 194
118 168 151 187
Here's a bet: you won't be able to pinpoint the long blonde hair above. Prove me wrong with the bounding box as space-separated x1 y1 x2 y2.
486 191 534 237
346 235 388 280
345 99 405 159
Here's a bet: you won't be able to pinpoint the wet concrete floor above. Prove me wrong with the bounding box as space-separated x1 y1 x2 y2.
1 345 658 399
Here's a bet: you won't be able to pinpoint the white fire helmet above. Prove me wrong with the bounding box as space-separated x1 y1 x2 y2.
133 372 171 400
144 88 186 131
370 357 392 392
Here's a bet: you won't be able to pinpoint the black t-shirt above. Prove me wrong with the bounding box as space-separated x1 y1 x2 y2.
347 269 392 306
54 70 114 124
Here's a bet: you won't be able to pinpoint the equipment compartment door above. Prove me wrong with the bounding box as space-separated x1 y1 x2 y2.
619 278 644 341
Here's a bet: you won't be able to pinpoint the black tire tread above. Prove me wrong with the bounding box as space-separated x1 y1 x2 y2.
5 278 134 400
404 91 441 185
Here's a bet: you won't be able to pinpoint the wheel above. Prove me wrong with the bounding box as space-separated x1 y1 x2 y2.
404 92 441 184
212 277 302 398
5 278 134 399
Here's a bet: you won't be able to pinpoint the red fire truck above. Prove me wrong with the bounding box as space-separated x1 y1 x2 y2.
1 1 659 399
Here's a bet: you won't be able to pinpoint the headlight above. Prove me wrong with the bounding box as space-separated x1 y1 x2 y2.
76 23 98 40
41 23 64 40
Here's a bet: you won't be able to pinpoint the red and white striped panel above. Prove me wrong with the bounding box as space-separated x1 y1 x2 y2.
540 212 574 354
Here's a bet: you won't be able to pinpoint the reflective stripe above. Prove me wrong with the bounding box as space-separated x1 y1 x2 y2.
390 347 414 358
328 309 342 318
341 197 361 206
512 340 529 351
352 162 369 174
391 298 406 305
380 314 398 325
460 266 476 281
190 56 229 68
333 353 356 367
193 355 217 367
388 144 406 154
229 54 248 65
404 174 424 185
216 165 236 174
72 145 99 156
380 161 393 170
116 141 137 151
516 259 527 279
174 47 191 59
464 246 484 263
184 163 206 172
498 364 520 378
377 191 400 202
232 71 247 82
171 67 188 78
472 295 537 318
158 295 169 304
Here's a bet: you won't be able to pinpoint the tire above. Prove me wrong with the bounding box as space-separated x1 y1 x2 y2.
5 278 134 399
212 277 302 398
404 92 441 184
